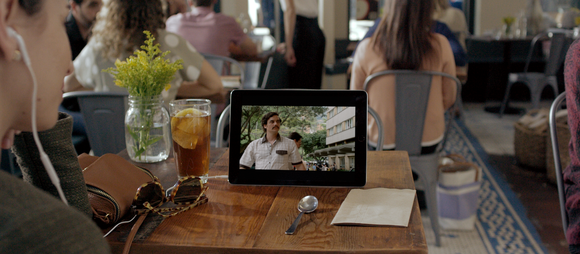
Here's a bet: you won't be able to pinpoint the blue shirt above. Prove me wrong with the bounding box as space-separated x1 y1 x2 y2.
353 18 467 67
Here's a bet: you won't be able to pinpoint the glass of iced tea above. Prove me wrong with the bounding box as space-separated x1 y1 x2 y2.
169 99 211 181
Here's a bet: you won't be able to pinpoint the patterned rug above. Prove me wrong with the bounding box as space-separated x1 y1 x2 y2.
423 120 547 254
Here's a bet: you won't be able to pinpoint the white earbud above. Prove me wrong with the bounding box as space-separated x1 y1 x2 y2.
6 27 31 66
6 26 68 205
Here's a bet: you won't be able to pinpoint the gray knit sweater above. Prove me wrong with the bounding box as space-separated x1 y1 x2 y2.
0 112 110 253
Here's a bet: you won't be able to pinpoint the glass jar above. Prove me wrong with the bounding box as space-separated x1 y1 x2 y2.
125 95 171 163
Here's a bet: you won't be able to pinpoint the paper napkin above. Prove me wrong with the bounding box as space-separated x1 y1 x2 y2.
331 188 416 227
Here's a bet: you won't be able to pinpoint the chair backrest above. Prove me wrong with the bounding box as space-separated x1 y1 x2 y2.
201 53 245 88
63 91 128 156
367 107 383 151
545 31 573 76
246 33 277 89
549 91 568 239
524 29 573 75
215 105 231 148
363 70 461 156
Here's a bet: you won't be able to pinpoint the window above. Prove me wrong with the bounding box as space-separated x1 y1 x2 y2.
346 118 353 129
337 123 342 133
349 156 355 170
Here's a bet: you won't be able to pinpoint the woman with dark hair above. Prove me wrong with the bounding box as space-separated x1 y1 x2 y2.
0 0 109 252
350 0 457 153
280 0 325 89
65 0 223 103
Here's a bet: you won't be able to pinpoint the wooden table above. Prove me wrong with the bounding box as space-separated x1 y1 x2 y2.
107 149 427 254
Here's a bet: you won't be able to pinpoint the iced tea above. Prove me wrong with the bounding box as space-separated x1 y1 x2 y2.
170 108 211 179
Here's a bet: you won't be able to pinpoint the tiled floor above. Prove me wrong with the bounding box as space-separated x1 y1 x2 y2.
462 101 568 254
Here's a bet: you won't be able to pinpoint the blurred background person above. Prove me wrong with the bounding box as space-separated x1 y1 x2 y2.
166 0 257 58
279 0 325 89
433 0 468 51
288 132 306 170
350 0 457 153
67 0 103 60
62 0 103 154
64 0 223 104
164 0 188 19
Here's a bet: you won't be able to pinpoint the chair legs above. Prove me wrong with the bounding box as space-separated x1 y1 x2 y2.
529 76 558 109
500 75 558 117
499 78 516 118
410 154 441 247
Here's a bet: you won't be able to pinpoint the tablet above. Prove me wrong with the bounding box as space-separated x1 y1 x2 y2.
228 89 368 187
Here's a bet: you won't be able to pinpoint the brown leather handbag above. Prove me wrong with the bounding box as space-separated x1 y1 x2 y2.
78 153 154 226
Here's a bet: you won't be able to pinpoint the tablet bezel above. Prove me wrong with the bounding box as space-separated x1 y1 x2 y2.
227 89 367 187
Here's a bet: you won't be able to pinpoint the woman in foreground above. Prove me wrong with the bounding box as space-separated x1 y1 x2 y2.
0 0 109 252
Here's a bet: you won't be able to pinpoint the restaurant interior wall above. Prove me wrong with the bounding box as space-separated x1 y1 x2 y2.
476 0 526 35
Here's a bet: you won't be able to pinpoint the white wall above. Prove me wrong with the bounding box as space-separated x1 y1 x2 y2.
475 0 527 35
220 0 249 20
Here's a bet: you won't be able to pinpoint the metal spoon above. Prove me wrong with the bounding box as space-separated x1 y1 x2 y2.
285 195 318 235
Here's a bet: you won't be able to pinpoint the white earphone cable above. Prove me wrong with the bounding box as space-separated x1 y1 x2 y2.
8 27 68 205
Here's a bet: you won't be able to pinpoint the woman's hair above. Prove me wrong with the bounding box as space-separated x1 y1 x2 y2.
18 0 42 15
371 0 435 70
91 0 166 59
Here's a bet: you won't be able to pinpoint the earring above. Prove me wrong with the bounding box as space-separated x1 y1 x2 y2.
13 50 21 61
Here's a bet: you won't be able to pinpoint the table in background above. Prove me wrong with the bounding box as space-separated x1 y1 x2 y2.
464 36 545 108
107 149 427 254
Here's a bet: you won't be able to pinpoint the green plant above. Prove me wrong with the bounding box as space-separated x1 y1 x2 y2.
104 31 183 159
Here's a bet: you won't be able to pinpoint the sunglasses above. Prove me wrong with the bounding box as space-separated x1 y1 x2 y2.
132 176 208 218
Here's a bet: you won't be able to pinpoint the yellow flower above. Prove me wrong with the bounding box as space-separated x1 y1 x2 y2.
103 30 183 97
503 16 515 26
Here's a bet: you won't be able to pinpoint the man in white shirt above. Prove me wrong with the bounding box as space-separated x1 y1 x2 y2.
240 112 305 170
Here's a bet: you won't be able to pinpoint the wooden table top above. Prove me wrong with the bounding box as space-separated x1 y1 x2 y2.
107 149 427 254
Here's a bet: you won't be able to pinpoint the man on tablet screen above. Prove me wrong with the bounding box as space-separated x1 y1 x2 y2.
240 112 306 170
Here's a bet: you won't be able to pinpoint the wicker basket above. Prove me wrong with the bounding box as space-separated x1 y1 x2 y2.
514 109 548 171
546 114 571 184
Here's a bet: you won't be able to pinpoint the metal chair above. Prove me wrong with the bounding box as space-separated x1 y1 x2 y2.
549 91 568 239
499 29 573 117
62 91 128 156
215 105 231 148
247 33 277 89
364 70 462 247
201 53 244 89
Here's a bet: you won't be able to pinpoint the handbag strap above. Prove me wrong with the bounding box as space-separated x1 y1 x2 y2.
122 214 147 254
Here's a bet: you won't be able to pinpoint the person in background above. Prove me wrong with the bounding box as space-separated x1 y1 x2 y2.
64 0 223 103
164 0 188 19
240 112 305 170
62 0 102 155
562 37 580 254
0 0 109 252
279 0 325 89
350 0 456 153
433 0 468 51
351 18 466 68
166 0 257 58
288 132 306 170
66 0 102 60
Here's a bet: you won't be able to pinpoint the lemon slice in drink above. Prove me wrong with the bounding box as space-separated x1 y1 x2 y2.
171 108 204 149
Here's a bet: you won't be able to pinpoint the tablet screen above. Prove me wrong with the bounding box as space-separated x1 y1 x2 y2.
228 90 367 187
